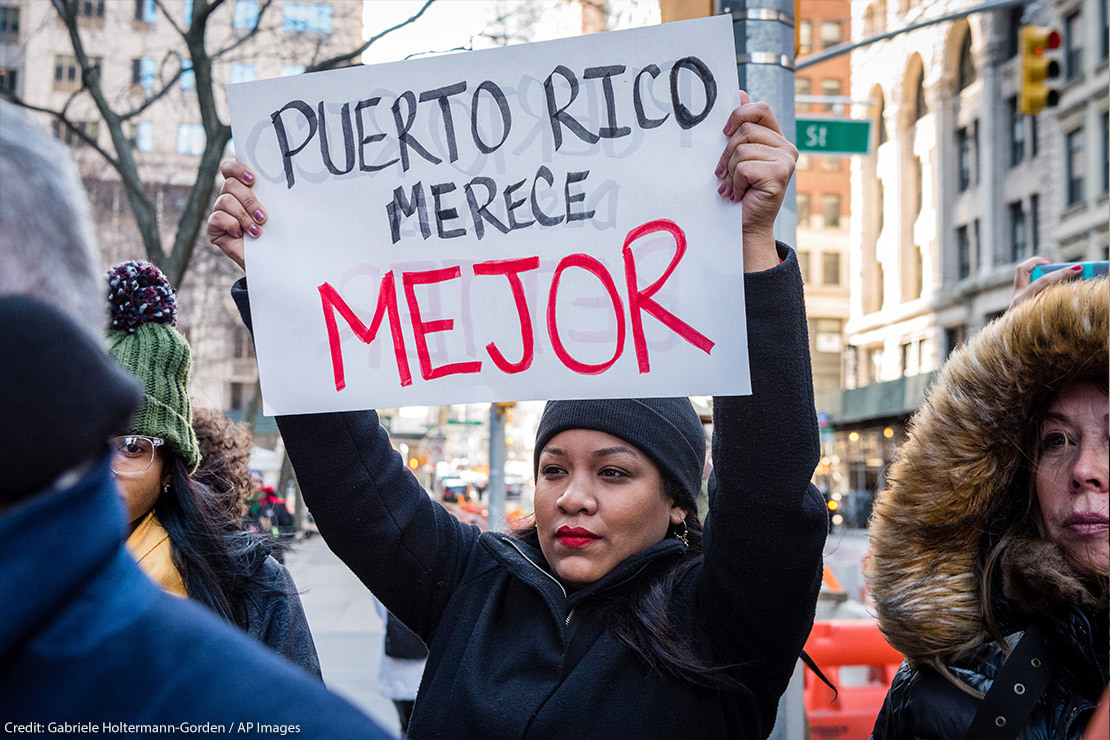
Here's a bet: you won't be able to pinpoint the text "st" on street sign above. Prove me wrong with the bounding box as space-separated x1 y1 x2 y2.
796 117 873 156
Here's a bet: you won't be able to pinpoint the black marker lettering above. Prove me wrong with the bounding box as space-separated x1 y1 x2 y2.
471 81 512 154
392 91 442 172
386 182 430 244
355 97 399 173
543 65 599 150
633 65 668 130
584 65 630 139
317 101 356 176
464 177 509 241
419 82 467 163
670 56 717 130
271 100 317 189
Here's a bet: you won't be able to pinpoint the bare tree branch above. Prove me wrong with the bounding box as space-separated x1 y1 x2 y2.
211 0 277 58
308 0 437 72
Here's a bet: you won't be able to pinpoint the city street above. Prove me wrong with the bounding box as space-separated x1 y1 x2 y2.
284 536 401 737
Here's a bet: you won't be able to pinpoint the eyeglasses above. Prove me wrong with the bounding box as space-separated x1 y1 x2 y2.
109 435 165 476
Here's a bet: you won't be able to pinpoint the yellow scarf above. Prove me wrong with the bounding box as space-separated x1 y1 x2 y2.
126 510 187 598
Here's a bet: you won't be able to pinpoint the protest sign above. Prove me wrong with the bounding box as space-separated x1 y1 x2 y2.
226 15 750 414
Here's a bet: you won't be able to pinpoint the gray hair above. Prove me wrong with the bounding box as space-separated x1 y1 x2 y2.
0 100 104 340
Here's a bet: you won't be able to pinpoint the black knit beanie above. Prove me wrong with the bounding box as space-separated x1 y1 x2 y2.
533 398 706 510
0 295 141 504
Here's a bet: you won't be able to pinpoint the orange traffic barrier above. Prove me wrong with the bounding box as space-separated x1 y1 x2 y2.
804 619 904 740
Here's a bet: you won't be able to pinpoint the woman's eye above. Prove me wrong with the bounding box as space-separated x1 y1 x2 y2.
599 467 627 478
1041 430 1068 450
541 465 565 476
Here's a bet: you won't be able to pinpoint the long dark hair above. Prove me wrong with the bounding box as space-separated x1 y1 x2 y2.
155 452 275 630
513 474 739 690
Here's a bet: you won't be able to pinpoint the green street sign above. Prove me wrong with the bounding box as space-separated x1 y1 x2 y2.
796 117 872 155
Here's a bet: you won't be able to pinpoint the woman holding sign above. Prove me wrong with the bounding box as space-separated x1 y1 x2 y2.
207 94 827 738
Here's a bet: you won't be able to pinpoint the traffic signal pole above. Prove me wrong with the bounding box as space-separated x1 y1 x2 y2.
719 0 798 247
715 3 804 736
487 403 508 532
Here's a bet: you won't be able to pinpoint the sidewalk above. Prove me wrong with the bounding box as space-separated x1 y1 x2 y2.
284 536 402 737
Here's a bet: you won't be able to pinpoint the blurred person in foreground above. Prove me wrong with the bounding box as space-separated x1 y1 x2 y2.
869 276 1108 738
0 99 388 738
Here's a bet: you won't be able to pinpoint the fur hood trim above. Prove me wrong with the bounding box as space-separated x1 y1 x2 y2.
868 279 1108 666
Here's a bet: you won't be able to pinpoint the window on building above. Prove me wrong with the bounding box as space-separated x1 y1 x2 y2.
820 79 842 113
797 192 811 227
821 194 841 228
867 346 883 384
1064 12 1082 79
177 123 205 155
795 76 812 113
909 245 923 299
232 326 254 359
918 338 928 372
1009 97 1024 166
0 67 18 94
132 57 156 88
913 156 923 217
135 0 157 24
957 32 975 91
52 120 99 148
284 3 332 34
1030 194 1039 254
957 127 971 191
913 72 926 122
281 64 306 77
814 318 842 354
77 1 105 18
0 5 20 36
900 342 912 376
1066 127 1084 205
1102 112 1109 194
799 21 812 54
798 250 810 281
1009 201 1027 262
971 120 980 185
134 121 153 152
797 153 811 170
820 21 842 49
233 0 259 30
229 382 249 411
180 60 194 90
54 55 80 91
943 325 966 360
876 91 887 146
1101 0 1109 61
230 62 256 84
956 225 971 279
820 155 842 172
1003 7 1021 59
822 252 841 286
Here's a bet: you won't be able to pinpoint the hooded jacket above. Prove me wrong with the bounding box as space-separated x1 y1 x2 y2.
231 245 828 738
868 279 1109 739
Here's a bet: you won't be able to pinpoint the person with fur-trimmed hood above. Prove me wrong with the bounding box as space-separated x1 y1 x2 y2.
869 278 1108 739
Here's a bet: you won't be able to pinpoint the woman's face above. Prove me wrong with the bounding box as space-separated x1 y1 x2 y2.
1034 380 1109 575
114 448 167 529
534 429 686 589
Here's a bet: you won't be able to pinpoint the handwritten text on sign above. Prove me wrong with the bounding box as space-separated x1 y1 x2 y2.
226 15 750 414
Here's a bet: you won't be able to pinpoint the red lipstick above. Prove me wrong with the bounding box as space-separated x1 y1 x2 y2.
556 526 600 548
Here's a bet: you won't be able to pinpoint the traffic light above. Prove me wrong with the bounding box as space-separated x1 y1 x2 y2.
1019 26 1062 116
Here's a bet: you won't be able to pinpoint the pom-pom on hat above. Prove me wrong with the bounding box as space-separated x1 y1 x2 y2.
105 261 200 472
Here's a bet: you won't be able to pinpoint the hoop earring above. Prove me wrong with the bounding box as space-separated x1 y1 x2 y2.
674 520 689 548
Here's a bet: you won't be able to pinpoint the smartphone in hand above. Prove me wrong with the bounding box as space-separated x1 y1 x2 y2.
1031 262 1109 281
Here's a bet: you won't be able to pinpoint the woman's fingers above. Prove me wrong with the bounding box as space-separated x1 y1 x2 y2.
206 210 246 270
1010 257 1081 309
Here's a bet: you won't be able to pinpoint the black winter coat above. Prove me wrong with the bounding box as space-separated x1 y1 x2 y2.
233 244 827 738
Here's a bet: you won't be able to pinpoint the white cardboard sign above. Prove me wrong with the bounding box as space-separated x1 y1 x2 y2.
226 15 749 415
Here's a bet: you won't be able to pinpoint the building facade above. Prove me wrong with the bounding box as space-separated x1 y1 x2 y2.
0 0 364 435
823 0 1109 525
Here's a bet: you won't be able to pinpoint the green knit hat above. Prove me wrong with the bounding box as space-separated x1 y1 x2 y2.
105 261 201 472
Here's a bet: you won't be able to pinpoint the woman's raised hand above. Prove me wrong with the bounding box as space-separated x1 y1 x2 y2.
714 90 798 273
206 160 267 271
1010 256 1082 309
